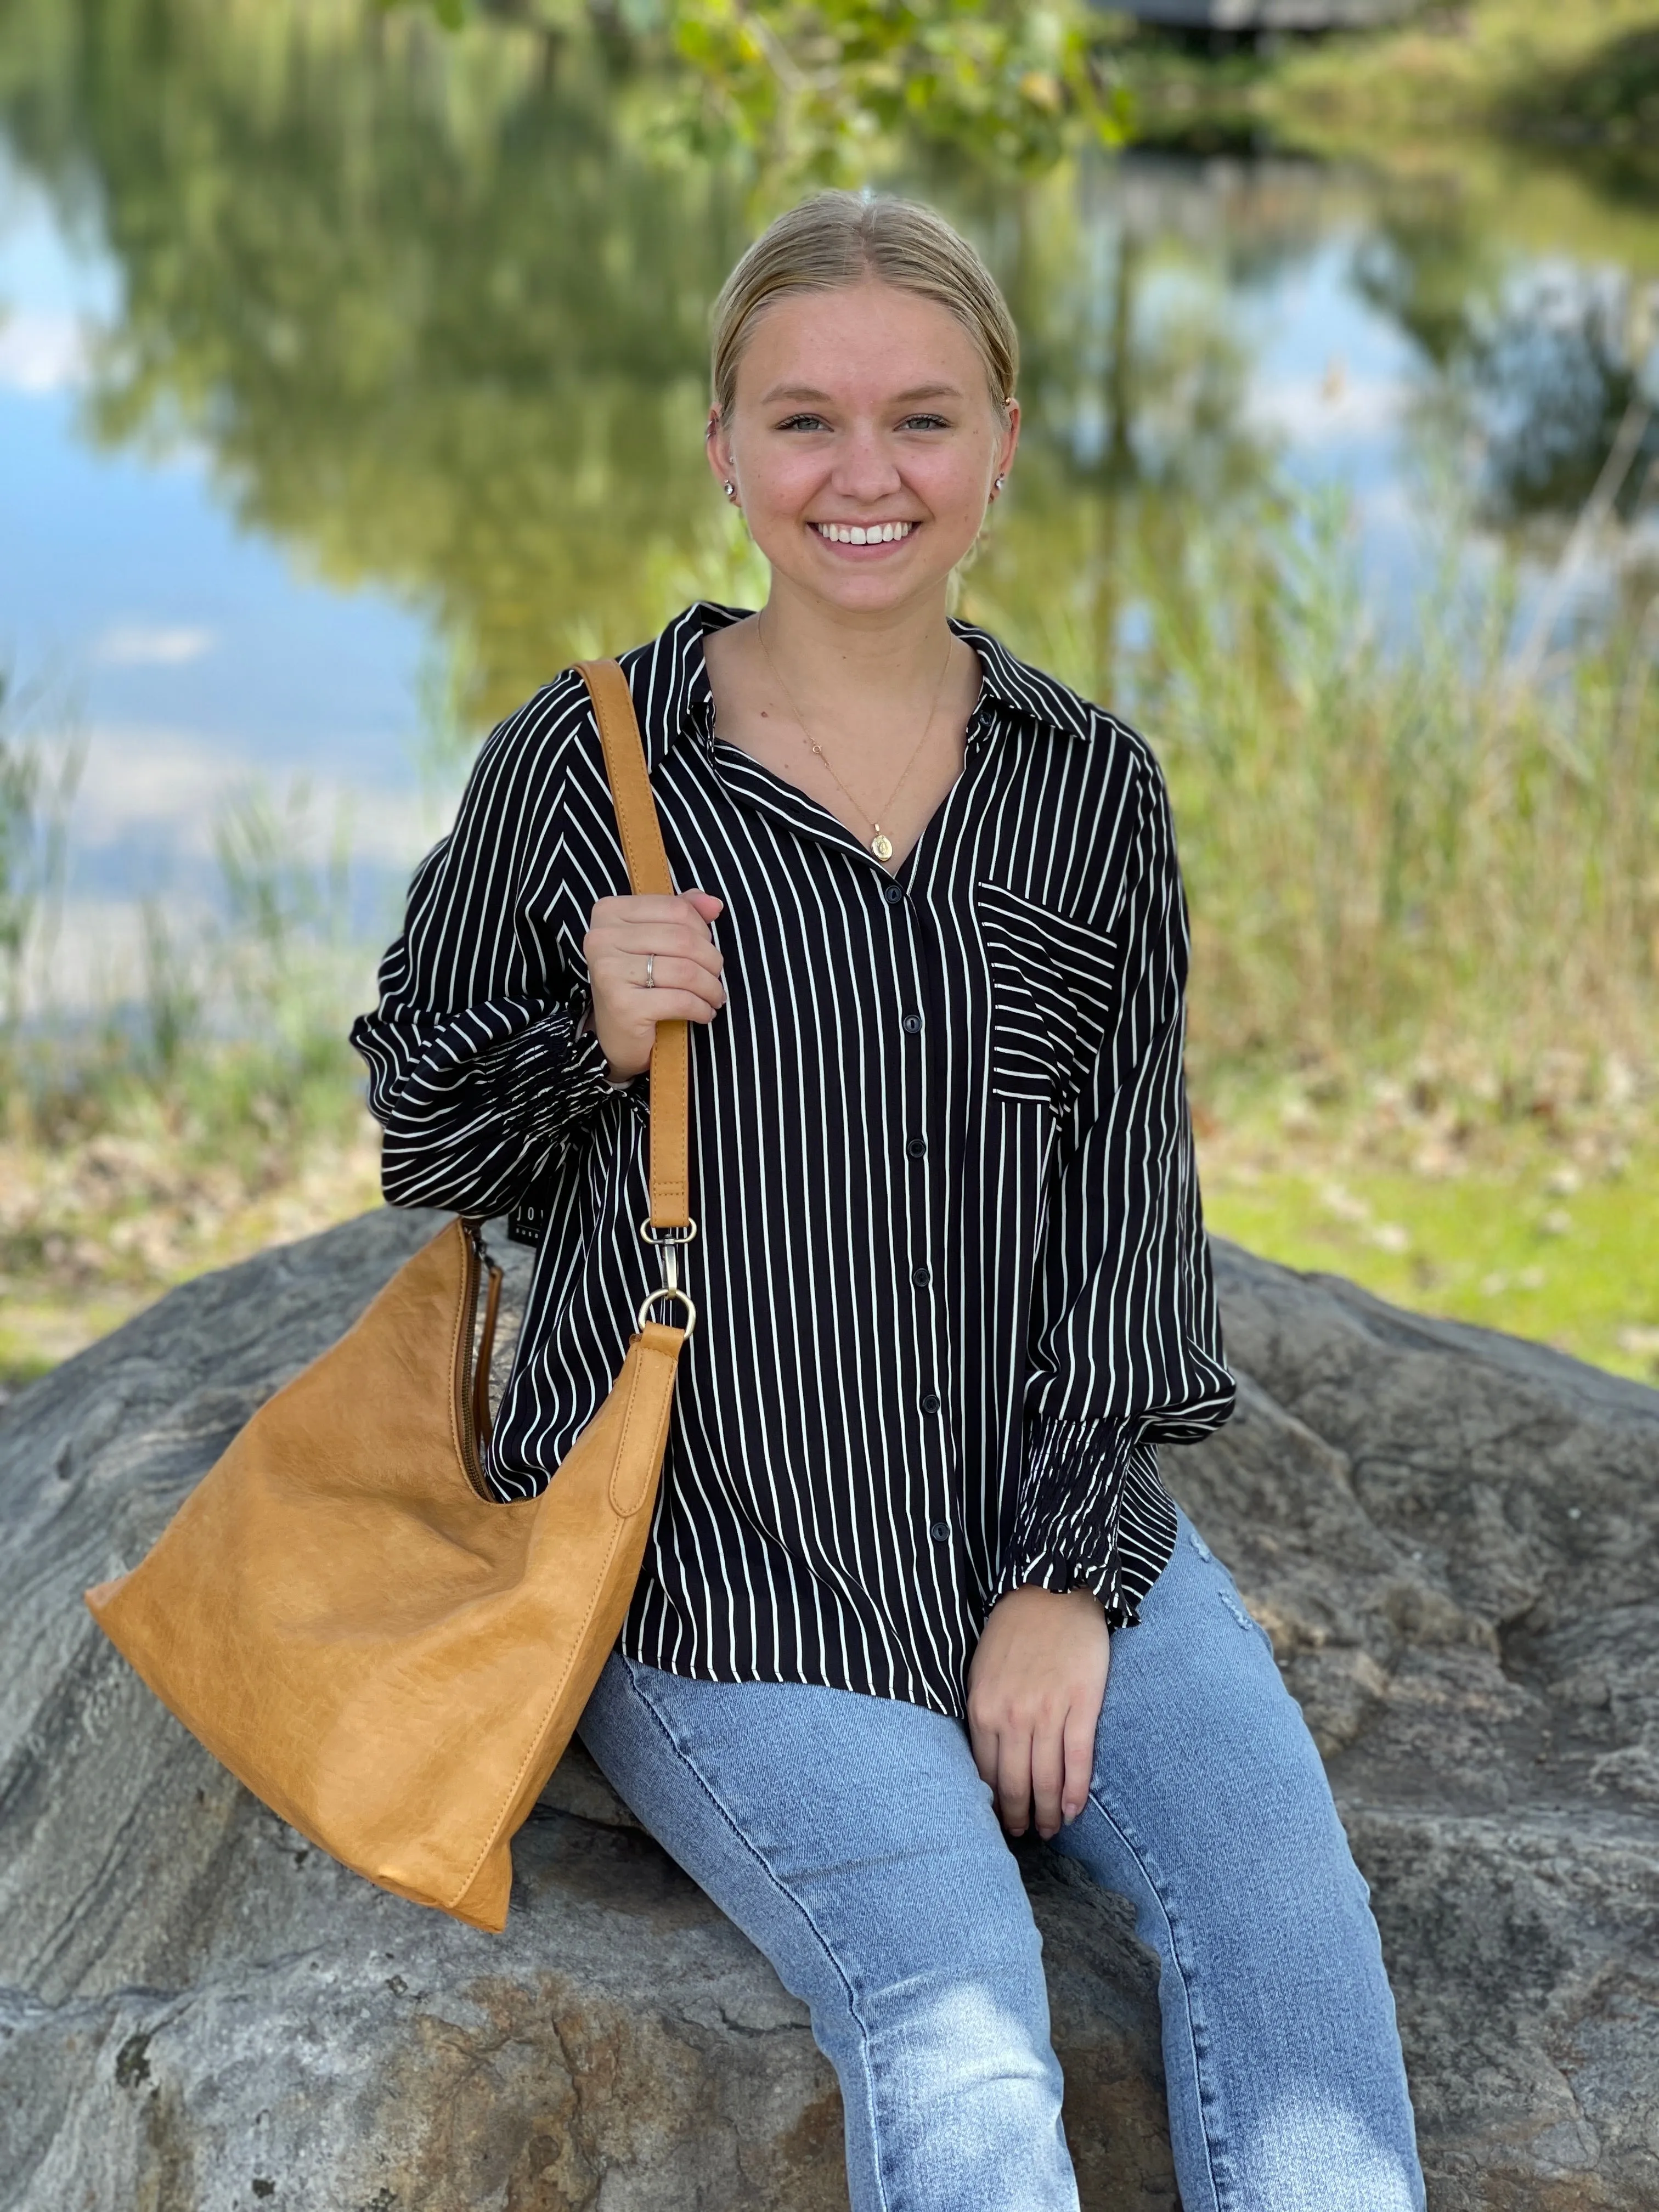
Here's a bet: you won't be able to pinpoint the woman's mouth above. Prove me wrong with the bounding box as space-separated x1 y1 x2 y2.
810 520 917 546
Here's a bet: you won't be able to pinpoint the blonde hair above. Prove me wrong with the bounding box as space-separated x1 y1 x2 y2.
710 192 1018 425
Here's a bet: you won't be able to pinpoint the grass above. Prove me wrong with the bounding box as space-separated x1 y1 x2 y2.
0 754 390 1397
970 488 1659 1090
0 1115 384 1393
0 1002 385 1394
1195 1063 1659 1385
1206 1167 1659 1384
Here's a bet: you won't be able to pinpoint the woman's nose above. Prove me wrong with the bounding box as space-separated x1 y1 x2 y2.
830 432 903 501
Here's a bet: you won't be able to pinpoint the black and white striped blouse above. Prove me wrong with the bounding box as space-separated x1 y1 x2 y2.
352 602 1235 1717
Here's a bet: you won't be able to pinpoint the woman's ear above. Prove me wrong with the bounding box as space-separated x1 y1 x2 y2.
997 397 1022 490
706 406 736 501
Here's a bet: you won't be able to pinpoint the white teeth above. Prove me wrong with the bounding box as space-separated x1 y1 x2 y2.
815 521 912 544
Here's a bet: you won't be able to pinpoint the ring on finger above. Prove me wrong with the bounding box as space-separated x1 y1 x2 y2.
644 952 656 990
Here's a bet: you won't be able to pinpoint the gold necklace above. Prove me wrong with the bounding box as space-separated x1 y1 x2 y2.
757 613 956 865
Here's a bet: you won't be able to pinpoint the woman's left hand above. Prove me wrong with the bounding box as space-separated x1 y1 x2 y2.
966 1586 1110 1839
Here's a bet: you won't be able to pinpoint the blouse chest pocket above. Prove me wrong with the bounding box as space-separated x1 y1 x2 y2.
975 879 1121 1113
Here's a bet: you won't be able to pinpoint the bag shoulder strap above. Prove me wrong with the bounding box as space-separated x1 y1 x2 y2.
574 659 690 1232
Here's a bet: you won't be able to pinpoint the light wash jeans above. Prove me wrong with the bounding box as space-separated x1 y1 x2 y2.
578 1511 1425 2211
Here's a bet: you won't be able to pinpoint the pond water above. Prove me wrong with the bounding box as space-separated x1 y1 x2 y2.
3 3 1657 1010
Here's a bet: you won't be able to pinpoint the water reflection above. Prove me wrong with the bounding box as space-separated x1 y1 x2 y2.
3 0 1657 920
1355 197 1659 524
5 0 758 725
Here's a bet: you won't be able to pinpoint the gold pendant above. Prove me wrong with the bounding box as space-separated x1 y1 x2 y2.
871 830 894 862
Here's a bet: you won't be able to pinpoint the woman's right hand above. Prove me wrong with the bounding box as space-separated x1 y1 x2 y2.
582 890 726 1082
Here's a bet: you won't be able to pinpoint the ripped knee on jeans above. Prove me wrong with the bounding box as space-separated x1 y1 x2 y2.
1218 1589 1276 1655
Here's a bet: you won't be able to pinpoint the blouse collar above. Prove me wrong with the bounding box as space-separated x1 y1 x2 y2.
637 600 1098 768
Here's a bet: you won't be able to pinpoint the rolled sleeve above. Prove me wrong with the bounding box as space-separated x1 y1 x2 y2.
350 992 632 1224
993 1417 1143 1624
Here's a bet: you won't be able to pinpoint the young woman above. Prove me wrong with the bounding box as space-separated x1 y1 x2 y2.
353 193 1425 2212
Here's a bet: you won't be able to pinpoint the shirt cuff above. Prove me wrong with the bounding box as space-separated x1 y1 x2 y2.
992 1416 1138 1628
509 1004 635 1156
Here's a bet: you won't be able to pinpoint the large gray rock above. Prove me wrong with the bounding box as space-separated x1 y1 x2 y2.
1 1210 1655 2210
1194 1247 1659 2212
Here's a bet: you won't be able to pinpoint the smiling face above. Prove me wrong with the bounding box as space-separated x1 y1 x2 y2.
708 279 1019 621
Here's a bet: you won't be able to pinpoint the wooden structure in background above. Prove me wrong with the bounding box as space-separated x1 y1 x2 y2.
1120 1 1417 26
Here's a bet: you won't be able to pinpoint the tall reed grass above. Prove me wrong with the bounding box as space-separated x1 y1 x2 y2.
971 494 1659 1109
1 750 379 1385
1 764 369 1175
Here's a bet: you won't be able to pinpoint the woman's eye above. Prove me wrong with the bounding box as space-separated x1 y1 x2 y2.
899 413 950 432
777 414 830 432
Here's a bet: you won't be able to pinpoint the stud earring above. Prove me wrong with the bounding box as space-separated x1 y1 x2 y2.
724 481 737 502
992 474 1006 496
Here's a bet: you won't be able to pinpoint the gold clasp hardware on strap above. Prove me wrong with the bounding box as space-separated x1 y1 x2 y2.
640 1216 697 1328
636 1283 698 1335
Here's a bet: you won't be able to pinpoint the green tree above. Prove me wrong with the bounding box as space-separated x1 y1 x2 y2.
385 0 1130 187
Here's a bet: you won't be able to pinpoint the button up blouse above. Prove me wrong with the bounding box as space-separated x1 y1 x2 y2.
351 602 1235 1717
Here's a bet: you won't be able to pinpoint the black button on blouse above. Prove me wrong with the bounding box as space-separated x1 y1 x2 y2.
351 603 1235 1717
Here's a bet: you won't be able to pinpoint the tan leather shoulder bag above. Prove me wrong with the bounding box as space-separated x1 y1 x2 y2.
86 661 690 1933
